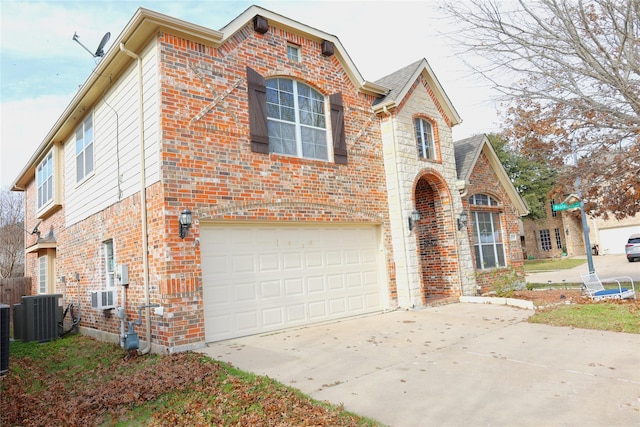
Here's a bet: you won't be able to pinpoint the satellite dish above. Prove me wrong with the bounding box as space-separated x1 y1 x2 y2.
30 220 42 236
94 32 110 57
72 31 110 58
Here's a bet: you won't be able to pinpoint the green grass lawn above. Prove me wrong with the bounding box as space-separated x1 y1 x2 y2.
1 335 383 427
529 302 640 333
524 258 587 272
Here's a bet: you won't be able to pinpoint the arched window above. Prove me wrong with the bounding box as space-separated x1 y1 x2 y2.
414 117 434 159
266 78 328 160
470 194 505 269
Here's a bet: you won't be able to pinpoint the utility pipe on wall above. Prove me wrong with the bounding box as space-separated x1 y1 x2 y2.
119 42 152 354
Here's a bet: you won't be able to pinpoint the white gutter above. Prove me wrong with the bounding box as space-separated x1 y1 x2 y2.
119 42 152 355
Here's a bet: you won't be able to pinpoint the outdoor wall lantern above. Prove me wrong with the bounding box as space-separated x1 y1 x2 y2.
408 210 421 232
179 208 193 239
457 211 469 231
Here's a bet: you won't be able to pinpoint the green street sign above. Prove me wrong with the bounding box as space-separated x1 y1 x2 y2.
552 202 580 211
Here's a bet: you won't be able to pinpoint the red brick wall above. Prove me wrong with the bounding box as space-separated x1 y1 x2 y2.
21 21 396 352
154 23 394 348
465 151 525 294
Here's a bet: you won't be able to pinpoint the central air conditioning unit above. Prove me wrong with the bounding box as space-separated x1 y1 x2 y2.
91 290 115 310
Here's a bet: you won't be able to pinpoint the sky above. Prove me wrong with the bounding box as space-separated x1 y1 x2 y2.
0 0 500 190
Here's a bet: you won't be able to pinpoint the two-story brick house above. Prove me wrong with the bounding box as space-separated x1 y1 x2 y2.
12 6 527 353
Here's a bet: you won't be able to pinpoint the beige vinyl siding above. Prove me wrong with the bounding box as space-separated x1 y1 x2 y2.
64 40 159 226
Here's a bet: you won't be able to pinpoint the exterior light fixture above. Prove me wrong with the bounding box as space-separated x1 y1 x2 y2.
457 211 469 231
408 210 421 231
179 208 193 239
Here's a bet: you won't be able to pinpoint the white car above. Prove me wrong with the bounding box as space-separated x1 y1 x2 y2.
625 233 640 262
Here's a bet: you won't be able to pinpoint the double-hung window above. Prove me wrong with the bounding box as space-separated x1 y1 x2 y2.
76 115 94 182
104 240 115 289
266 78 328 160
36 151 53 210
414 118 434 159
470 194 505 269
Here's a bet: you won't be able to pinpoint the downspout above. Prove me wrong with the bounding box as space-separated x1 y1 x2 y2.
383 106 414 308
120 43 152 354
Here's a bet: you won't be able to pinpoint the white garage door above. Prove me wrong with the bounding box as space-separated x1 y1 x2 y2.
599 226 640 255
201 224 384 342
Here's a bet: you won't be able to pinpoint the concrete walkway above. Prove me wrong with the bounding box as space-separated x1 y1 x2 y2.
199 303 640 426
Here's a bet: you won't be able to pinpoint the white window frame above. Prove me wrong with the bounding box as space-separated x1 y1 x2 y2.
38 255 47 294
287 44 300 62
266 78 329 161
415 117 434 159
104 240 115 289
36 151 54 210
76 114 94 183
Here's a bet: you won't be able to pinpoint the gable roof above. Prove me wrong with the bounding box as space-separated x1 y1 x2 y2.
371 58 461 126
454 134 529 216
12 5 389 190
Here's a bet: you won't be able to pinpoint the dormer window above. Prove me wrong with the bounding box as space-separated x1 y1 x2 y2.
414 117 434 159
287 44 300 62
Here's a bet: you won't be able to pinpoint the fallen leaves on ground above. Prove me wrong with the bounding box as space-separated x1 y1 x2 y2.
0 337 375 427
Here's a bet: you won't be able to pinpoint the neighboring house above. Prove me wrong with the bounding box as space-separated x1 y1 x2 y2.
523 196 640 259
12 6 527 353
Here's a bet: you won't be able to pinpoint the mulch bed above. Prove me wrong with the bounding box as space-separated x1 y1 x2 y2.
512 289 640 310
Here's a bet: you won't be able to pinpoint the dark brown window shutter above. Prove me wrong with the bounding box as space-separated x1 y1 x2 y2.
247 67 269 154
330 93 347 164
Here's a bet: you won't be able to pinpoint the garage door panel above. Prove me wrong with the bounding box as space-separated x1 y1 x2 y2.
262 307 284 328
329 298 346 315
259 253 280 271
232 254 255 273
285 304 305 323
327 275 344 290
309 300 327 319
307 276 325 293
236 311 258 332
285 278 304 296
202 224 384 342
326 251 342 266
305 252 323 268
260 280 281 299
283 252 302 270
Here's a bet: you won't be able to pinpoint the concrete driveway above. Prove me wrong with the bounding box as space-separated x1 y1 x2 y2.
199 303 640 426
526 254 640 284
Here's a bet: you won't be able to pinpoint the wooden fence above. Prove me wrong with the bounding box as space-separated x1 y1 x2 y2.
0 277 32 324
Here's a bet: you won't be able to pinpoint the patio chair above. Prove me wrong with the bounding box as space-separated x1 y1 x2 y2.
580 272 636 301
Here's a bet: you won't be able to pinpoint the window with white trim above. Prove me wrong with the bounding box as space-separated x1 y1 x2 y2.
38 255 47 294
287 44 300 62
470 194 505 269
414 117 434 159
266 78 328 160
104 240 115 289
36 151 53 210
75 114 94 182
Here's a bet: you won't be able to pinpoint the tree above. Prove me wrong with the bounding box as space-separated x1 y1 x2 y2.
442 0 640 218
487 133 557 220
0 190 24 278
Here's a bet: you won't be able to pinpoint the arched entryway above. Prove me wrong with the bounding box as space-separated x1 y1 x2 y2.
414 173 459 303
